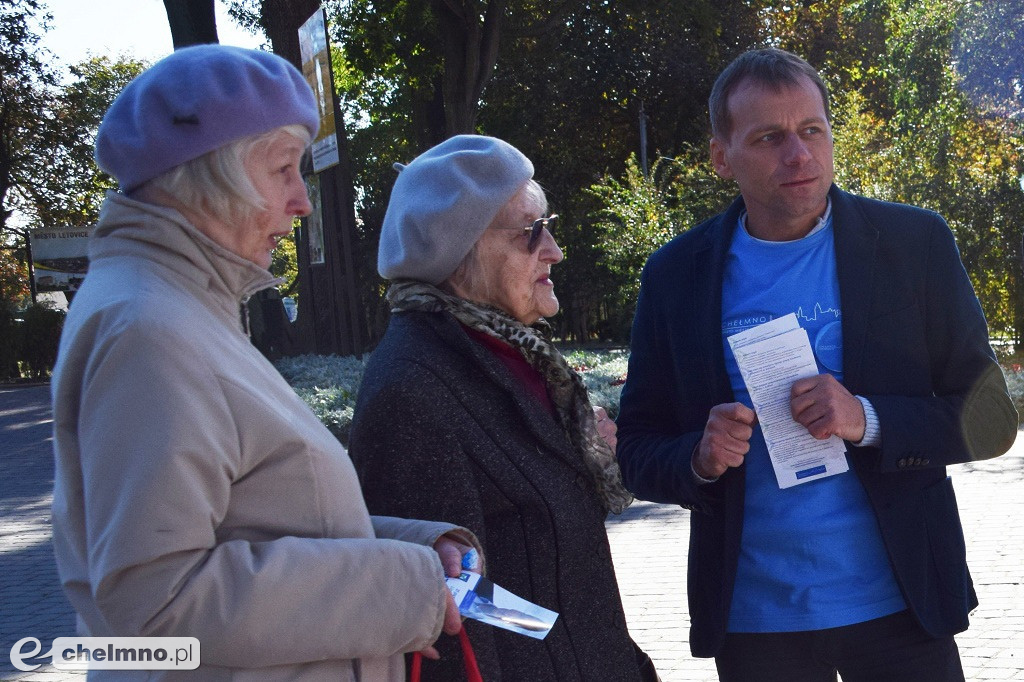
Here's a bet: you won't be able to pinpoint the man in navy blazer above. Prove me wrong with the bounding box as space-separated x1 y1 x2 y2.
616 48 1018 682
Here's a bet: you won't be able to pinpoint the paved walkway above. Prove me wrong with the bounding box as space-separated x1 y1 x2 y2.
1 383 1021 680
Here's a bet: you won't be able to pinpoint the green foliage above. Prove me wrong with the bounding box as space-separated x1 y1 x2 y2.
1005 366 1024 423
952 0 1024 122
273 353 369 445
827 0 1023 346
592 151 733 276
573 163 707 334
0 246 29 307
276 351 1024 435
2 2 144 300
89 1 1024 352
270 226 300 298
584 151 733 336
581 0 1022 346
587 155 684 301
29 55 147 230
562 348 630 419
0 301 64 380
0 304 19 378
17 301 62 377
1 0 57 237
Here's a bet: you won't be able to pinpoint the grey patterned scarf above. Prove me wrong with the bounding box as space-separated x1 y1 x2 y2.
387 279 633 514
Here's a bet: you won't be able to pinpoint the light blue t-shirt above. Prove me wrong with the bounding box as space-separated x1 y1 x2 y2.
721 212 906 632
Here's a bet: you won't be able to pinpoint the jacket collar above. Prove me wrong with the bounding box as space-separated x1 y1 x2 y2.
425 312 592 476
91 192 281 320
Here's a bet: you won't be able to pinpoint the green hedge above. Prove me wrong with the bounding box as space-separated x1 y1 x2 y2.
0 303 65 381
273 348 631 446
1006 364 1024 423
276 351 1024 445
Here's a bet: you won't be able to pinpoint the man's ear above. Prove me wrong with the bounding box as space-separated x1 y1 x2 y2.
709 137 733 180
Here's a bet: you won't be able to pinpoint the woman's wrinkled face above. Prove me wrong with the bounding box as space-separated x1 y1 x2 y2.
236 132 312 269
464 187 564 325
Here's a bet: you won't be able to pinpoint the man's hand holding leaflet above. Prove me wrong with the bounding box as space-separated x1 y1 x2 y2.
727 313 848 488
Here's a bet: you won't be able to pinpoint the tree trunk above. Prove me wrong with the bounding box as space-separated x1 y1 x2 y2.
163 0 219 48
257 0 370 356
432 0 507 136
258 0 321 65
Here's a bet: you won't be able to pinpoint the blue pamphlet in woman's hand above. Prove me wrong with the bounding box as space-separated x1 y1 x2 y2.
446 571 558 639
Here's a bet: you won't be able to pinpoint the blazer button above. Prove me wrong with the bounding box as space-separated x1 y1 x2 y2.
922 459 930 466
897 458 907 468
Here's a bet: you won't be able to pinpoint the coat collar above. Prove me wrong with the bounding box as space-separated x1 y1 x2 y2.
91 192 281 324
427 312 592 476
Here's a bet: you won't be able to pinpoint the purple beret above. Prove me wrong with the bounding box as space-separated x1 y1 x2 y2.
96 44 320 193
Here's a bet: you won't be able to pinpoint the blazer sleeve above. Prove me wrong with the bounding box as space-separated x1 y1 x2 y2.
861 215 1018 471
616 260 715 510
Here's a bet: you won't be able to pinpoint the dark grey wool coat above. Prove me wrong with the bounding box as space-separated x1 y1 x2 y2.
349 310 644 682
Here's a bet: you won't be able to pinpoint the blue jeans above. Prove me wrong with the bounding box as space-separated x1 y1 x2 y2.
715 610 965 682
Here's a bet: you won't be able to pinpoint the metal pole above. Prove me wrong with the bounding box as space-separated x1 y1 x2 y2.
639 101 649 178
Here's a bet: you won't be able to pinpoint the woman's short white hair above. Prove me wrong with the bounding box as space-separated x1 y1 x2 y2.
443 179 548 301
138 124 311 226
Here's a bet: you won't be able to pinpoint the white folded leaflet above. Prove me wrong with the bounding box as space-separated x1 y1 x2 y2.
726 312 849 489
446 571 558 639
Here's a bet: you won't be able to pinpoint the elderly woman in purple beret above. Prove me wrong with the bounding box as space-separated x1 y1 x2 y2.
349 135 659 681
50 45 481 681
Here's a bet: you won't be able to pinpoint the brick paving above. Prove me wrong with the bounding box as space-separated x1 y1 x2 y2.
1 383 1021 680
607 431 1024 681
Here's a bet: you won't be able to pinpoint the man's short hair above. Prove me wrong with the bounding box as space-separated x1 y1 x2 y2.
708 48 831 140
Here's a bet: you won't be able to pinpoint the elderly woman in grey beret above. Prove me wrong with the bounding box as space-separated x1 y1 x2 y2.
50 45 482 681
349 135 658 681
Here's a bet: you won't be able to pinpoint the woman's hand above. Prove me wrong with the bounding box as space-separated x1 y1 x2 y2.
432 534 480 577
419 535 478 658
593 405 617 451
418 589 463 659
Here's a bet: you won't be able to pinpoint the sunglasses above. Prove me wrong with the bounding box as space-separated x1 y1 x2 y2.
498 214 558 253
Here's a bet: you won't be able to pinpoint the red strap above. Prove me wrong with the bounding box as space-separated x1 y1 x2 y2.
409 627 482 682
410 650 423 681
458 626 483 682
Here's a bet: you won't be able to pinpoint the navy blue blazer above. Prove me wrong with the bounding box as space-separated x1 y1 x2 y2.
616 185 1018 658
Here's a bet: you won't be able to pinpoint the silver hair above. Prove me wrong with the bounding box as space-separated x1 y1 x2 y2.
138 124 311 226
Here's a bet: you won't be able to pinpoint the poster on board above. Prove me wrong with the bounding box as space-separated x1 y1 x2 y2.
31 227 91 292
298 9 340 172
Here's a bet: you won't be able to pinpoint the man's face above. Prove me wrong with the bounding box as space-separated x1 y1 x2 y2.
710 75 834 241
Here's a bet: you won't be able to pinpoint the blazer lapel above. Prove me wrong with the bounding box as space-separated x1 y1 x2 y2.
690 198 744 403
831 186 879 394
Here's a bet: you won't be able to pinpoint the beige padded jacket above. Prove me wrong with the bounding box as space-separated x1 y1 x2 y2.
51 193 477 681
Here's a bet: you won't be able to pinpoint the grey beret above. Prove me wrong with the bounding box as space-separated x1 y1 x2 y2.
96 44 320 193
378 135 534 284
